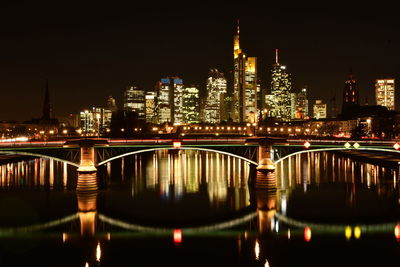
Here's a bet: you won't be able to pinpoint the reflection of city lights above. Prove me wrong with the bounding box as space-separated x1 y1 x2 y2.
345 226 352 240
85 263 89 267
174 229 182 244
264 260 270 267
354 226 361 239
96 242 101 262
287 229 291 240
304 226 311 242
255 239 260 260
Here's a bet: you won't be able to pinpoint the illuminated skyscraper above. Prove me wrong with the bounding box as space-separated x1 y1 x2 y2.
124 86 145 119
205 69 227 123
313 100 327 119
155 77 184 124
342 69 359 113
145 91 157 123
295 88 309 119
375 79 395 110
233 21 257 122
183 87 200 123
270 49 292 121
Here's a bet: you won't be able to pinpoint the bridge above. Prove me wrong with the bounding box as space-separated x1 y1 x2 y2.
1 137 400 189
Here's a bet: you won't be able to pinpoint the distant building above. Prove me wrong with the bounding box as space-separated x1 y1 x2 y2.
155 77 184 124
233 21 257 122
269 49 292 121
204 69 227 123
313 100 327 119
124 86 145 119
106 96 117 112
375 79 395 110
145 91 157 123
183 87 200 123
296 88 309 119
342 69 359 114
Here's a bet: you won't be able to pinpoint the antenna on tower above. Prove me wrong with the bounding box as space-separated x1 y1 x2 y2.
237 19 240 34
275 48 279 64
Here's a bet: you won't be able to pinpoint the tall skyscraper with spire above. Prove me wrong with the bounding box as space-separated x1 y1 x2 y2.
233 20 257 122
342 69 359 113
42 79 52 120
269 49 292 121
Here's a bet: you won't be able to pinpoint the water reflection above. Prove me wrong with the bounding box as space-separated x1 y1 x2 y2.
0 158 76 190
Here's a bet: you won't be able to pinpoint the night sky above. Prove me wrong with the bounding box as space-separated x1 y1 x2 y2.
1 2 399 121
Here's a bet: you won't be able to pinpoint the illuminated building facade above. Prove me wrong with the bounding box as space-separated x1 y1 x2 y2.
156 77 184 124
233 21 257 122
375 79 395 110
342 70 359 113
124 86 145 119
80 108 102 135
295 88 309 119
205 69 227 123
313 100 327 119
270 49 292 121
145 91 157 123
183 87 200 123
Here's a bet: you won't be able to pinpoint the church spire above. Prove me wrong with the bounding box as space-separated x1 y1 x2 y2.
42 79 51 120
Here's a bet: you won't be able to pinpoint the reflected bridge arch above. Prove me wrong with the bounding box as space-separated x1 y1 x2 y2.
96 146 259 167
273 147 400 165
0 150 80 168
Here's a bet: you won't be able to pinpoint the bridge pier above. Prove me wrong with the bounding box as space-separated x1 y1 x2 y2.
77 143 97 173
77 173 98 237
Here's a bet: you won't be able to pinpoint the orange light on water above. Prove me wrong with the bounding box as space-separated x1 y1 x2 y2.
304 226 312 242
174 229 182 244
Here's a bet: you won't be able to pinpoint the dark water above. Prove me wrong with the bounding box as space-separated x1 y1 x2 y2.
1 150 400 266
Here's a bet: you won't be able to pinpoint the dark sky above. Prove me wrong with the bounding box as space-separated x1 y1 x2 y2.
1 2 399 121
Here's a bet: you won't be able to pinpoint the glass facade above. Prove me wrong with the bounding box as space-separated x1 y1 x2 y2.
376 79 395 110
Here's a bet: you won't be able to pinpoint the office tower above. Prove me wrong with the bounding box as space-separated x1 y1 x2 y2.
204 69 227 123
296 88 309 119
145 91 157 123
270 49 292 121
233 20 257 122
376 79 395 110
183 87 200 123
313 100 327 119
106 96 117 112
342 69 359 113
155 77 184 124
124 86 145 119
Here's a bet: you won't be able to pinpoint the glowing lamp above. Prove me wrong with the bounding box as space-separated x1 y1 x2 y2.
394 143 400 150
174 229 182 244
303 141 311 149
304 226 311 242
344 142 351 149
394 224 400 240
173 141 181 149
353 142 360 149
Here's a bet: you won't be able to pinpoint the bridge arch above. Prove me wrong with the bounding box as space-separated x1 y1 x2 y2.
97 147 259 167
274 147 400 165
0 150 80 168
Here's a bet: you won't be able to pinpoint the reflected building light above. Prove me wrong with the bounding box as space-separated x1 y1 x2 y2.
49 159 54 189
62 232 67 243
265 259 270 267
281 193 287 215
275 221 279 232
394 224 400 240
254 239 260 260
287 228 291 240
63 162 67 189
174 229 182 244
85 263 89 267
345 226 352 240
96 242 101 262
304 226 312 242
354 226 361 239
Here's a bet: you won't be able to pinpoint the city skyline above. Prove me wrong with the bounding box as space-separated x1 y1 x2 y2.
1 3 399 121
